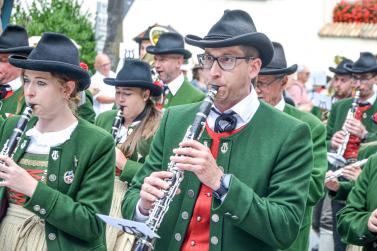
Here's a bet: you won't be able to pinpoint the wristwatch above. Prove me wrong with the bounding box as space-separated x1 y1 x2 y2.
213 174 231 200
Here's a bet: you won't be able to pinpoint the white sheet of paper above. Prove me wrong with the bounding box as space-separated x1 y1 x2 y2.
310 92 332 110
97 214 160 239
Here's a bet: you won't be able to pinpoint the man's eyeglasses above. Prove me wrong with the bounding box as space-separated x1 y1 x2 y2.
352 74 376 84
197 54 255 71
254 76 284 89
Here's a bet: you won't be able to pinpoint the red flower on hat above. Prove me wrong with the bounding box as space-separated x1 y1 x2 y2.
372 112 377 124
153 80 163 89
80 62 89 71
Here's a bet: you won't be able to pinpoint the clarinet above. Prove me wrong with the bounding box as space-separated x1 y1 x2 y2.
328 89 360 167
0 105 33 159
336 89 360 158
132 85 219 251
111 108 124 144
325 158 368 182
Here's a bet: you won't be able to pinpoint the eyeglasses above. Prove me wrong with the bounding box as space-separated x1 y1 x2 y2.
352 74 376 84
254 76 284 89
197 54 255 71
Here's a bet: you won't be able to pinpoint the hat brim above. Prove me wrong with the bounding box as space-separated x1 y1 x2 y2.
344 63 377 74
146 47 192 59
8 55 90 91
185 32 273 67
103 78 162 97
0 46 33 55
328 67 350 75
259 64 297 75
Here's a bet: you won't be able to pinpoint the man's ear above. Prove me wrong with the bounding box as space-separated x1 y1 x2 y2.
281 75 288 89
250 58 262 80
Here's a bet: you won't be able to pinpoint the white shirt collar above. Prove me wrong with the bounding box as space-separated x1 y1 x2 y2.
274 95 286 111
366 92 376 105
25 121 78 154
166 73 184 96
207 87 260 130
7 76 22 91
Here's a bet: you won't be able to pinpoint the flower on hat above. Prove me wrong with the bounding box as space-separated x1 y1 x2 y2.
153 80 163 89
79 62 89 71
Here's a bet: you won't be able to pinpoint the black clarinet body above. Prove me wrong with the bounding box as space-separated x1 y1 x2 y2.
0 105 33 158
111 108 124 144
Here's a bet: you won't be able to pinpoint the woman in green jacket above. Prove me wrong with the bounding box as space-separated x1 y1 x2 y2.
0 32 115 251
95 59 162 250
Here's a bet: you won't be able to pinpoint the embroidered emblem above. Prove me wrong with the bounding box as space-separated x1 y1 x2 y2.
220 142 228 154
363 113 367 119
137 152 143 162
63 170 74 184
73 156 79 169
20 140 27 149
164 98 169 105
51 150 59 161
203 140 208 148
127 128 133 136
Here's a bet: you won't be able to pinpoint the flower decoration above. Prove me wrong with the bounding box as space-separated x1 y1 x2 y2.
79 62 89 71
333 0 377 23
153 80 163 89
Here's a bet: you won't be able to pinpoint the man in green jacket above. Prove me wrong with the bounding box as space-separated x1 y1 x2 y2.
256 41 327 251
146 32 205 109
326 51 377 251
0 25 32 119
123 10 313 251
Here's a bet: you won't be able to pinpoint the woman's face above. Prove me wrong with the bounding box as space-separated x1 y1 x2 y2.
23 70 73 118
115 86 149 123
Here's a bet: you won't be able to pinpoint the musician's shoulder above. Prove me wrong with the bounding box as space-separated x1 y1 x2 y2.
332 97 353 108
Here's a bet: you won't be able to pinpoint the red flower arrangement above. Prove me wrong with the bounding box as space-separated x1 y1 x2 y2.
333 0 377 23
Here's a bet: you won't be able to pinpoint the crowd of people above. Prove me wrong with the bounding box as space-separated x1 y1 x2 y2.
0 8 376 251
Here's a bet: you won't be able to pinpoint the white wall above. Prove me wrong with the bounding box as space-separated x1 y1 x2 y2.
83 0 377 74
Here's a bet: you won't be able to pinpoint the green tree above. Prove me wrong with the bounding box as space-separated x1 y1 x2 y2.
11 0 96 72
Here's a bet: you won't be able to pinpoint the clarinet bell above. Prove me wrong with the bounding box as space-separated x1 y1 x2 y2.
327 152 347 168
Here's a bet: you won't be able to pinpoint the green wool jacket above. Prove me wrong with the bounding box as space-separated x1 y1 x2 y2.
326 97 377 148
122 101 313 251
0 87 25 119
331 142 377 202
281 104 327 251
77 90 96 124
337 154 377 250
95 110 154 183
164 78 205 108
0 117 115 251
0 88 96 123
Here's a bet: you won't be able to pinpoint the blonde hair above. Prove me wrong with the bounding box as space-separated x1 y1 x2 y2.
51 72 81 113
119 98 162 158
18 70 81 115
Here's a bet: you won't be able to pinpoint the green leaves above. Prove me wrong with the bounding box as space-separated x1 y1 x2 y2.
12 0 96 72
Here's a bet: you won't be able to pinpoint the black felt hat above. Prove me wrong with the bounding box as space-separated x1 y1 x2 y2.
0 25 33 55
8 32 90 91
344 52 377 74
146 32 192 59
259 42 297 75
185 9 273 67
329 58 353 75
104 59 162 97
